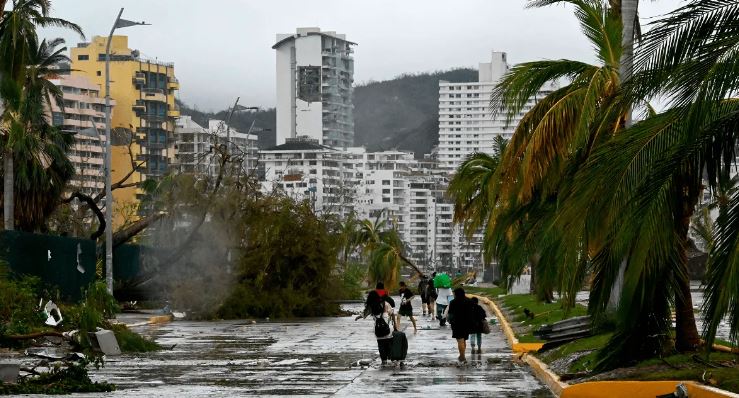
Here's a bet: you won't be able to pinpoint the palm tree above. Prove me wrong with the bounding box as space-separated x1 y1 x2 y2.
1 37 75 231
448 136 507 237
357 210 422 287
466 0 628 305
0 0 82 230
559 0 739 363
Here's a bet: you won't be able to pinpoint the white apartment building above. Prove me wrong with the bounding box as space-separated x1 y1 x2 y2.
260 136 356 217
348 148 417 233
49 74 112 196
175 116 258 177
437 51 556 171
273 27 356 148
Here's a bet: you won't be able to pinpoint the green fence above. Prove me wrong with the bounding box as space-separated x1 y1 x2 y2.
0 231 144 301
0 230 97 301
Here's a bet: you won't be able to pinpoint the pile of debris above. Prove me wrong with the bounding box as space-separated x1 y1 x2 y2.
534 315 592 350
0 300 121 393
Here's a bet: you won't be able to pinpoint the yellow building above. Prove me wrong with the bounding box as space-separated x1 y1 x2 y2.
71 35 180 227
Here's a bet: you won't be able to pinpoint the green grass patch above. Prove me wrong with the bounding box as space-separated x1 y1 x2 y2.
495 293 588 342
109 324 161 352
626 352 739 393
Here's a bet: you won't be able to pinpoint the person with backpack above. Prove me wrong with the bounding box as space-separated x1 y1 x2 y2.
417 275 429 316
469 297 487 354
397 281 417 332
447 287 474 363
357 282 397 366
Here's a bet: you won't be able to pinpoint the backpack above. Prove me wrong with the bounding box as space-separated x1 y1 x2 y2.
374 315 391 337
367 291 385 316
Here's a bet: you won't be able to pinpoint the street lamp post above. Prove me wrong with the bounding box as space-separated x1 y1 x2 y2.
103 8 149 295
224 97 258 155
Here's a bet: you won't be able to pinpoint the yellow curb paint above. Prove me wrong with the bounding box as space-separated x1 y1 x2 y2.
469 294 542 354
147 315 173 324
561 381 739 398
523 352 568 396
713 343 739 354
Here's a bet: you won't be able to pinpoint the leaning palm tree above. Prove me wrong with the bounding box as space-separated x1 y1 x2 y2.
472 0 629 306
0 0 82 230
448 136 507 237
357 210 422 287
559 0 739 364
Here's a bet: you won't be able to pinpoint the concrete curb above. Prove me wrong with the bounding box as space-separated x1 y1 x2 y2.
470 293 567 396
469 293 739 398
469 294 543 353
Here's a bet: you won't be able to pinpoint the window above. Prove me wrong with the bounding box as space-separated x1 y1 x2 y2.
382 189 391 194
382 197 390 203
96 71 101 76
382 180 390 185
77 54 89 61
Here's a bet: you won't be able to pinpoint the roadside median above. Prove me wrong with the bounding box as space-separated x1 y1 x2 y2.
467 288 739 398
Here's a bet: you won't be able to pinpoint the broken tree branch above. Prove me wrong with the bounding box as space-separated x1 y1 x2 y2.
6 331 66 340
63 191 105 240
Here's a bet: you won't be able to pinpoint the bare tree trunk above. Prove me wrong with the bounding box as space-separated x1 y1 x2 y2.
675 177 701 351
608 0 639 312
620 0 638 128
3 150 13 230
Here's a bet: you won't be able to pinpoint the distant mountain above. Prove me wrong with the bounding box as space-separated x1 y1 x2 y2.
179 68 478 155
353 68 478 157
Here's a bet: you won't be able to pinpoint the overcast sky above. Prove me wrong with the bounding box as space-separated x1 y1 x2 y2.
41 0 684 112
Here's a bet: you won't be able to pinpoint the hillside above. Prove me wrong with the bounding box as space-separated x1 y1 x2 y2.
353 68 477 157
179 68 478 155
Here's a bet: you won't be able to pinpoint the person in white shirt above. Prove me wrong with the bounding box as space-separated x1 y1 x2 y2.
435 286 453 327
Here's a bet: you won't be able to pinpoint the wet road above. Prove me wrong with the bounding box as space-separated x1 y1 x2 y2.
54 304 552 397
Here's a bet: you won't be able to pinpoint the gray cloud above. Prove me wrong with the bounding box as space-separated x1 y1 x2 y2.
42 0 683 111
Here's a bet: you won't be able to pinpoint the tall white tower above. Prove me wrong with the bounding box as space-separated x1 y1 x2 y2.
273 28 356 148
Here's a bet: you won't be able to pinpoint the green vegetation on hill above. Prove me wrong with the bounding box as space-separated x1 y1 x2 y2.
179 68 478 156
354 68 478 157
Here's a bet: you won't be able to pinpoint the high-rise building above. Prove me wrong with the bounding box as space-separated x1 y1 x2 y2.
71 35 180 226
437 51 556 171
48 74 113 196
175 116 258 176
273 28 356 148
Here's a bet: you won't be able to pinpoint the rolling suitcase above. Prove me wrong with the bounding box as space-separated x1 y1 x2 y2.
390 330 408 361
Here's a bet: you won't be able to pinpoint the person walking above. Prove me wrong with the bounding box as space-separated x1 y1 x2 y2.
417 275 429 316
447 287 473 362
435 284 453 327
426 276 437 318
397 281 417 332
469 297 487 354
357 282 397 366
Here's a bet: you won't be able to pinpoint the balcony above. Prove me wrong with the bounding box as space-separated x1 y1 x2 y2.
132 100 146 112
167 105 180 118
132 72 146 85
141 87 166 103
140 113 167 123
167 77 180 90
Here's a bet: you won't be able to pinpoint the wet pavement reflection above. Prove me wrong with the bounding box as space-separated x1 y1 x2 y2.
29 304 552 397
